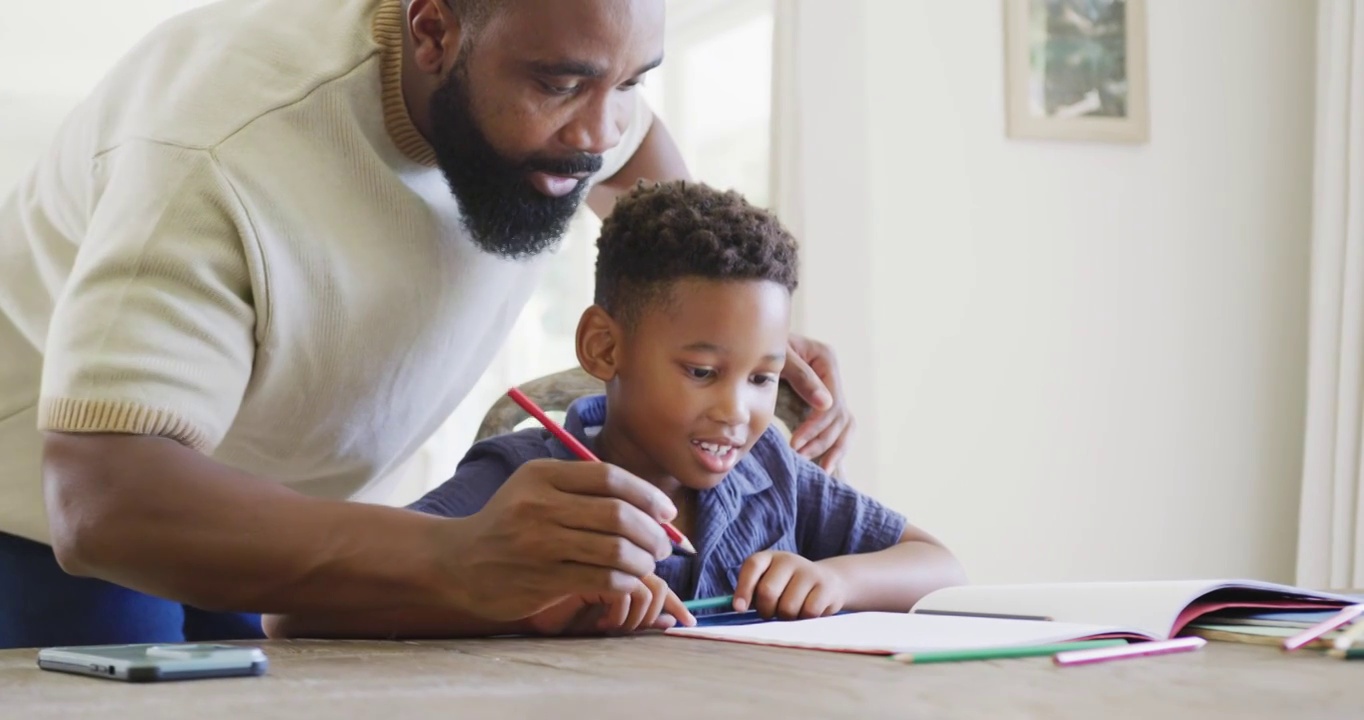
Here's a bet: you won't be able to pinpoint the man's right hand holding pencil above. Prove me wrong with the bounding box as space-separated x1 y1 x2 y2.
525 573 695 635
264 451 697 639
438 459 695 632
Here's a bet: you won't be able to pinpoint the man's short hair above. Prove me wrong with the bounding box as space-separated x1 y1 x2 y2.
449 0 499 31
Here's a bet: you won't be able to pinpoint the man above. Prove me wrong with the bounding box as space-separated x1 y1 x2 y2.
0 0 854 648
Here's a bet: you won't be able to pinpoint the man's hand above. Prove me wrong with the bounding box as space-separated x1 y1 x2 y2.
732 551 849 620
781 335 854 476
439 459 678 623
525 574 696 636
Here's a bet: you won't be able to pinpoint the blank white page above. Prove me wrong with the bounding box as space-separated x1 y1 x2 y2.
665 612 1147 654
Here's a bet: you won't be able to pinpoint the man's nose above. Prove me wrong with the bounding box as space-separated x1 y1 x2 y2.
558 93 627 155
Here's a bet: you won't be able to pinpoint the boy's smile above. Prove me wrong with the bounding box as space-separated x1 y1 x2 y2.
584 278 791 504
690 437 742 475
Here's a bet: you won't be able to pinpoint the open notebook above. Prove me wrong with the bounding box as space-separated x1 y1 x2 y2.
665 579 1356 655
909 579 1356 640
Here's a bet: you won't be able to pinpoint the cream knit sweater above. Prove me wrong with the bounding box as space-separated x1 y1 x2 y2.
0 0 652 543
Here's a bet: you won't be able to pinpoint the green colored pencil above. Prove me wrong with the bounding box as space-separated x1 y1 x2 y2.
892 639 1127 664
683 595 736 612
1328 618 1364 659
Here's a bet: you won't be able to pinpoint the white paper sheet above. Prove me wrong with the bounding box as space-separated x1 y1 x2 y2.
665 612 1147 654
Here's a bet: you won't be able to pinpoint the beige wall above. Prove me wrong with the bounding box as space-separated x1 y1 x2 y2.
810 0 1316 583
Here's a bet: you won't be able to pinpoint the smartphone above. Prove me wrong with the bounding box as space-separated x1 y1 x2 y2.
37 643 268 682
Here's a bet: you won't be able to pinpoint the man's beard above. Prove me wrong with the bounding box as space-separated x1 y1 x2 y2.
428 68 602 259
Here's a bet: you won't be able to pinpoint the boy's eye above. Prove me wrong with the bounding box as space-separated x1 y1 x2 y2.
686 366 716 380
750 374 779 387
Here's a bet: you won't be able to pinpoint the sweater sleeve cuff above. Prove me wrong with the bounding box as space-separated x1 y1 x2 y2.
38 397 211 451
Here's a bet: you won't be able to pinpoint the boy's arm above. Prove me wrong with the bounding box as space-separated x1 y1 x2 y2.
790 445 966 611
816 526 967 613
733 524 966 618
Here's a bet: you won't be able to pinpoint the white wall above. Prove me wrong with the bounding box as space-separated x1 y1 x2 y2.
839 0 1317 584
788 2 880 487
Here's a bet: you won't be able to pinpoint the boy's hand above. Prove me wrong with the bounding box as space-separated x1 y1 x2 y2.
733 551 848 620
524 574 696 635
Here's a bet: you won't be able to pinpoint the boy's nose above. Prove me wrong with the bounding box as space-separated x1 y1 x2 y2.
708 390 751 427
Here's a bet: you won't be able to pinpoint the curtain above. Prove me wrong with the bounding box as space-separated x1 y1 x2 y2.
1297 0 1364 589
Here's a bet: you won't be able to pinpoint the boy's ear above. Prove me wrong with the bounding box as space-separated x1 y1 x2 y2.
576 305 621 382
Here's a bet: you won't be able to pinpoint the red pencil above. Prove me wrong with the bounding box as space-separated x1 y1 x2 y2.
506 388 697 555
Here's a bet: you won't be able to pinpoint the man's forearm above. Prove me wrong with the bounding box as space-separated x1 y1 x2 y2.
44 432 460 614
818 538 968 613
263 606 531 640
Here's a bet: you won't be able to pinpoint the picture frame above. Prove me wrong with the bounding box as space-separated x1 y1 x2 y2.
1003 0 1149 144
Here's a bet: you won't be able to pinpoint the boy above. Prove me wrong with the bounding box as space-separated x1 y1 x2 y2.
265 182 964 638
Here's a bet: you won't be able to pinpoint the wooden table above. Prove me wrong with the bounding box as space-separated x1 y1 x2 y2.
1 636 1359 719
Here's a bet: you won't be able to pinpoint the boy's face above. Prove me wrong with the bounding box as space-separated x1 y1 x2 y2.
606 278 791 491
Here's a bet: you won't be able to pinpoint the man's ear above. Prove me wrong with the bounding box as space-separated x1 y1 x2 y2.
407 0 466 75
577 306 622 382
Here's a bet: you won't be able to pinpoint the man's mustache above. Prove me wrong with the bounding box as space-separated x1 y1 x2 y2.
523 153 603 176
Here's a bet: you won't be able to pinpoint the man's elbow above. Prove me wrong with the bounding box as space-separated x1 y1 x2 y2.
45 483 108 578
42 433 123 577
260 614 290 639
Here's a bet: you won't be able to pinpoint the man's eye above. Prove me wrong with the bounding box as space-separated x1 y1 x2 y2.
540 81 580 96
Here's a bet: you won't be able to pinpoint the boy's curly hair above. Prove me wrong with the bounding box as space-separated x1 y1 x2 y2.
594 181 799 326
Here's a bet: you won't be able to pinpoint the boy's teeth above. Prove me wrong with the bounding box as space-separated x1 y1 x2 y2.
695 441 731 456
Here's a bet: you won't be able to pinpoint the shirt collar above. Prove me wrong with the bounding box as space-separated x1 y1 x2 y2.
371 0 439 167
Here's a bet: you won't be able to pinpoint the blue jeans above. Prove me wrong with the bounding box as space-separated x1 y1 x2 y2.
0 531 264 649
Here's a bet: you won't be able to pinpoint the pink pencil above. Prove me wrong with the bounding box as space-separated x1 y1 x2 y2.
1053 637 1206 667
1282 604 1364 651
506 388 697 555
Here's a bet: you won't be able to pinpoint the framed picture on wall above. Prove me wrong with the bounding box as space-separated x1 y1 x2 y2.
1003 0 1149 144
